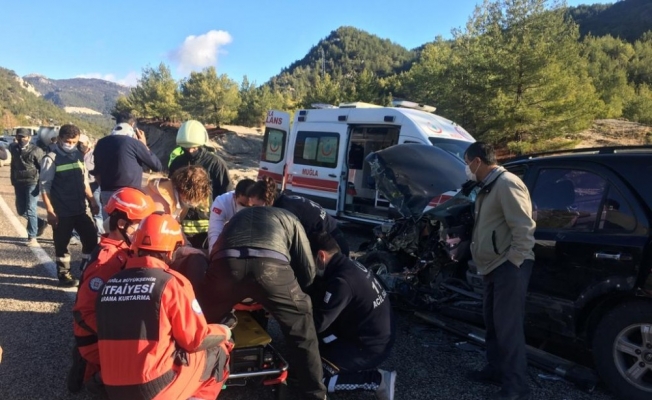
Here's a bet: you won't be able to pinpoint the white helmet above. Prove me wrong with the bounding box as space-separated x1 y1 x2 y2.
176 120 208 148
111 123 135 137
38 126 59 146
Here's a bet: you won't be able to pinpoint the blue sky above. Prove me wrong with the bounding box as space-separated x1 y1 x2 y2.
1 0 610 87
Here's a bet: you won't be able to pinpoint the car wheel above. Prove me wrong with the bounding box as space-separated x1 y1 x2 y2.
357 251 401 285
592 301 652 400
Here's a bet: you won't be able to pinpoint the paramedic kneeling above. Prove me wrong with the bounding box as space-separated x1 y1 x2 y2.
96 213 232 400
311 232 396 400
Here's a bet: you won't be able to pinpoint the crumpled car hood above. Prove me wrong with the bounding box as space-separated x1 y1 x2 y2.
366 144 468 219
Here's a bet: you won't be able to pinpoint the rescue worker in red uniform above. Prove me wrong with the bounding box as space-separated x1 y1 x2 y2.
68 187 157 393
96 213 233 400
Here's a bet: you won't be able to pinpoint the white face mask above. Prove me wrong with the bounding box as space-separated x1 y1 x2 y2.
60 142 76 153
465 165 476 181
465 161 479 182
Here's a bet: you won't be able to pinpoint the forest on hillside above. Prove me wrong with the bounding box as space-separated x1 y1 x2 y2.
111 0 652 154
0 68 114 137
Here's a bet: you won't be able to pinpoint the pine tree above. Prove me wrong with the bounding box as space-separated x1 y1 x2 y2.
130 63 182 121
581 35 635 118
179 67 241 127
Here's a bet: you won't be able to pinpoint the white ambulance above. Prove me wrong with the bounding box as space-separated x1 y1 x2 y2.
258 100 475 224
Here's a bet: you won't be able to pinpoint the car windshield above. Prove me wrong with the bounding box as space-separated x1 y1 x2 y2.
428 138 472 160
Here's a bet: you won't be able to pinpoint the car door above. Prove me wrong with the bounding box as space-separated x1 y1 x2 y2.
258 110 291 188
285 123 349 215
522 161 649 337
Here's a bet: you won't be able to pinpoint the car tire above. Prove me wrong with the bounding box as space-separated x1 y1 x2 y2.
357 250 401 281
592 301 652 400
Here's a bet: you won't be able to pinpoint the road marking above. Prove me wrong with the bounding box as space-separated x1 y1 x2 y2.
0 194 76 297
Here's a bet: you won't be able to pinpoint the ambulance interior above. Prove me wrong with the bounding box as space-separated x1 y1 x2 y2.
344 125 401 219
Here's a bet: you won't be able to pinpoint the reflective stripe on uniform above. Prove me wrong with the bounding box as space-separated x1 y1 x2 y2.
55 161 84 172
181 219 210 234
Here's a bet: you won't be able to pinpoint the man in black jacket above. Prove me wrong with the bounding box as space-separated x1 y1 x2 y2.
169 120 232 248
310 232 396 400
200 206 327 400
9 128 47 246
93 120 163 221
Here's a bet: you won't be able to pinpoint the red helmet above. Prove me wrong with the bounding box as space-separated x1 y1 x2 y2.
105 188 156 221
131 213 184 258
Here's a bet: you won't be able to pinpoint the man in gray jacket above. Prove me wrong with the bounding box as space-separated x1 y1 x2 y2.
464 142 536 400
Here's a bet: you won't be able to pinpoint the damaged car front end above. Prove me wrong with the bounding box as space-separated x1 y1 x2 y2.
359 143 482 313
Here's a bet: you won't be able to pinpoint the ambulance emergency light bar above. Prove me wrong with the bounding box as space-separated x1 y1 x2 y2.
311 103 338 109
391 99 437 113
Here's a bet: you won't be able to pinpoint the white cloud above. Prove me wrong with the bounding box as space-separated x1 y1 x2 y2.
169 30 233 74
76 71 139 87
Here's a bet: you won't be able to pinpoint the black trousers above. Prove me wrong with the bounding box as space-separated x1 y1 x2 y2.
53 213 97 274
482 259 533 395
320 339 391 393
200 257 327 400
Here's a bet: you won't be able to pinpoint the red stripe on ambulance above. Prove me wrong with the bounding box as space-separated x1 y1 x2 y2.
290 176 338 193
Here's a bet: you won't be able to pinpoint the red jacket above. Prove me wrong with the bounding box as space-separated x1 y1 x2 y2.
72 236 130 362
96 256 230 399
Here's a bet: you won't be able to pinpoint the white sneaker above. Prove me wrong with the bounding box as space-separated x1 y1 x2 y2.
26 238 39 247
376 369 396 400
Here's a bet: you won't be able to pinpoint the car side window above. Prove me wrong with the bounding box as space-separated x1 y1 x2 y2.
531 168 607 231
598 186 637 232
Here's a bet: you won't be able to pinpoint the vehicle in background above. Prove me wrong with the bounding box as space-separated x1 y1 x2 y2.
0 138 10 167
257 100 475 225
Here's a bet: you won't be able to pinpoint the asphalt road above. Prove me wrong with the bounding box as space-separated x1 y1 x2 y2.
0 165 618 400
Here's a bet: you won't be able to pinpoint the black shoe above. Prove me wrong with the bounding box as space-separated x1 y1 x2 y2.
490 390 530 400
37 218 47 237
84 372 105 395
58 272 79 287
467 367 502 386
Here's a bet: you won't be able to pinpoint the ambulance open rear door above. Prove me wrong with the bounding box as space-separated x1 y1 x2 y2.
258 110 291 189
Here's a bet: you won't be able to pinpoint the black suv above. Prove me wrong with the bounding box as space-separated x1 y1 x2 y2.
360 144 652 400
504 146 652 400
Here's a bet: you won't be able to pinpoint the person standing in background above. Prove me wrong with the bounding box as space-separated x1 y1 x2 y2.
40 125 100 286
93 116 163 221
464 142 536 400
78 134 103 235
9 128 47 246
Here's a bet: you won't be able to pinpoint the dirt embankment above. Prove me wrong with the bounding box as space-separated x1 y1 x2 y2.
573 119 651 148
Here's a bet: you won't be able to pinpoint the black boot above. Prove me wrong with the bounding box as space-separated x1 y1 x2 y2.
57 258 78 287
